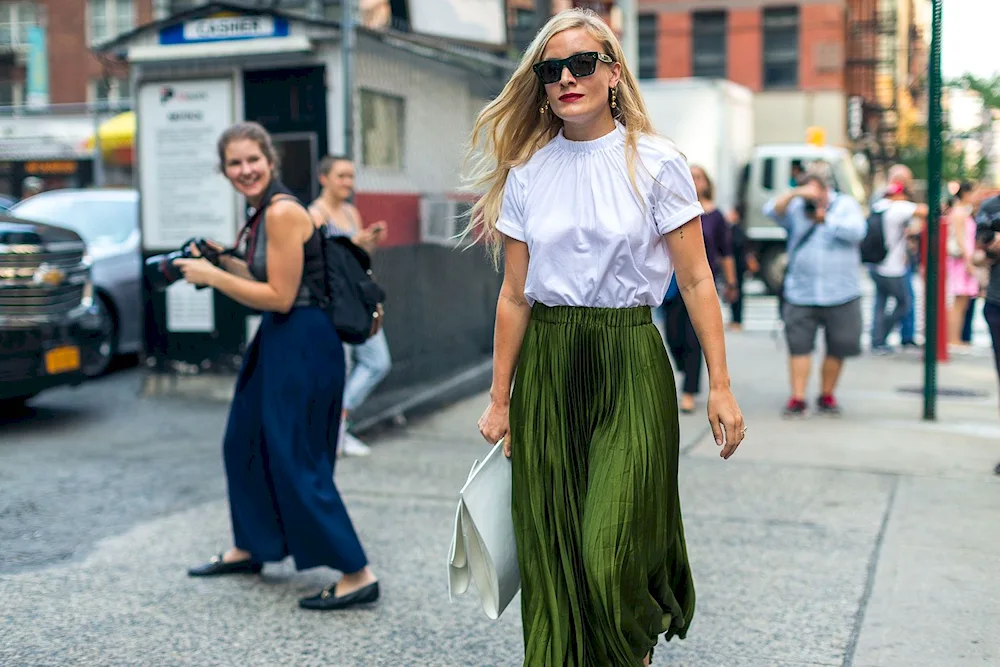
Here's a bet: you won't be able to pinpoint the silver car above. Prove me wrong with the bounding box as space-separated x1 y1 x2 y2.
10 188 142 376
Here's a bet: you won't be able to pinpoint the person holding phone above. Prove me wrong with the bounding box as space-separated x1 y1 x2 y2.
309 155 392 457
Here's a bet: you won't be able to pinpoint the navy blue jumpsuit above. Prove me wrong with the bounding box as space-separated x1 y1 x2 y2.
221 199 368 574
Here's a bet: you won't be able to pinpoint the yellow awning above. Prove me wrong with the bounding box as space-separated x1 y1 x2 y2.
84 111 135 165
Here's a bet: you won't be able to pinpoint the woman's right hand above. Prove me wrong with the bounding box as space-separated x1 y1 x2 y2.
478 399 511 457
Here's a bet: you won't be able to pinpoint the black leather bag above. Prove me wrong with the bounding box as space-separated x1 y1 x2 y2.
316 226 387 345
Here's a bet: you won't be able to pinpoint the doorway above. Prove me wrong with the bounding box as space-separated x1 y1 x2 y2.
243 65 328 205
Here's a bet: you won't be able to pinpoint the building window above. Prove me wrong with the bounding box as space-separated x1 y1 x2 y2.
359 89 404 170
88 0 136 45
90 77 131 104
691 11 726 78
762 6 799 89
511 8 537 54
0 1 38 48
637 13 657 80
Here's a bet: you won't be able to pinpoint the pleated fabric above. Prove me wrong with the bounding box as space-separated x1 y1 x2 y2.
510 303 695 667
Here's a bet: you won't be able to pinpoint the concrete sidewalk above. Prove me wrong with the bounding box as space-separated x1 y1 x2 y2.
1 332 998 666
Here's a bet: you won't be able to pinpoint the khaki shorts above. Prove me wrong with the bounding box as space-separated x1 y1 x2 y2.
782 298 863 358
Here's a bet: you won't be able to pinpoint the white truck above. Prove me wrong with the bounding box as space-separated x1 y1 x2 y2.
639 78 869 294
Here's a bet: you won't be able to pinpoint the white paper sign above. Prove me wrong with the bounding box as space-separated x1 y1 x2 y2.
166 282 216 332
138 78 237 249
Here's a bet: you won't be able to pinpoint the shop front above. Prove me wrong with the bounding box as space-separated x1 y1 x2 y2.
93 2 512 418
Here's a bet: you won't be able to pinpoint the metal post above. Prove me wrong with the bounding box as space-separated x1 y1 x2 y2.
342 0 355 162
616 0 638 75
92 101 106 187
923 0 943 421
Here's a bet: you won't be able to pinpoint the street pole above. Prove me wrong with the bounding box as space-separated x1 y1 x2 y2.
342 0 355 162
616 0 638 76
92 100 105 188
923 0 943 421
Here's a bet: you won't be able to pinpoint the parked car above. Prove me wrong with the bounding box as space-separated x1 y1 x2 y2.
0 213 108 407
0 194 16 211
10 189 142 377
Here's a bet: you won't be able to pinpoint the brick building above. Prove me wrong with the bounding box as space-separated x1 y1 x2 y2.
0 0 160 106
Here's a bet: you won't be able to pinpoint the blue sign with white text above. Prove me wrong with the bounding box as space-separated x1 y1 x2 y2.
159 13 290 45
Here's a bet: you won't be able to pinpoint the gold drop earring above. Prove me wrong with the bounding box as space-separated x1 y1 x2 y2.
540 99 550 115
610 87 618 109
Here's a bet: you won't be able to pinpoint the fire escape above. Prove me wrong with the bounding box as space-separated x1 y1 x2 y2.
846 0 899 169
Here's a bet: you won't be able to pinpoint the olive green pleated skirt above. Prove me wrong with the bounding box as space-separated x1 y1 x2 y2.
510 304 695 667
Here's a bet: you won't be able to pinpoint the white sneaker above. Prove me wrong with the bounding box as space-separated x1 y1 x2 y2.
340 432 372 457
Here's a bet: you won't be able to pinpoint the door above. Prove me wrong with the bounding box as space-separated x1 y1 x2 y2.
243 66 329 205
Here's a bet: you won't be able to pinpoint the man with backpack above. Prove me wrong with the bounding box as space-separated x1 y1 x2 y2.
764 174 868 418
865 174 928 354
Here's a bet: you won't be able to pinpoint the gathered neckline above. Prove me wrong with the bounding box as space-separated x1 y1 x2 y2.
553 120 625 155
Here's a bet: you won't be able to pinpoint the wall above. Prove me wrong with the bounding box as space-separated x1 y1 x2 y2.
328 38 491 247
754 90 847 145
41 0 155 104
640 0 846 94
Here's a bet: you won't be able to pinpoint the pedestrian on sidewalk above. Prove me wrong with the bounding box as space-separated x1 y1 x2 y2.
764 174 867 417
869 164 920 348
466 9 746 666
661 165 737 414
176 122 379 612
308 155 392 458
947 181 980 348
867 180 927 353
972 194 1000 475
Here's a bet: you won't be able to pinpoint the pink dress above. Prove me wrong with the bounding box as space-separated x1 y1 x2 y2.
947 212 980 297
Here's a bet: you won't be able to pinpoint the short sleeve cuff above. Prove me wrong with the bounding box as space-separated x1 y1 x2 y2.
496 218 526 242
656 202 705 236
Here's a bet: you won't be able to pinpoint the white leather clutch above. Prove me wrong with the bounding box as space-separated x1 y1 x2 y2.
447 439 521 620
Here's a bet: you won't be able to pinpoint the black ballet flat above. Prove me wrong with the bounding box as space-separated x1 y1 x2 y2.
187 553 264 577
298 580 380 611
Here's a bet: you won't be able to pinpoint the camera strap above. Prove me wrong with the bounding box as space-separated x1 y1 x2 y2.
235 180 300 260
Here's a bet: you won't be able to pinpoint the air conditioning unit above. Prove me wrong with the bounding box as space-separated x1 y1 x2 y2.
420 195 474 246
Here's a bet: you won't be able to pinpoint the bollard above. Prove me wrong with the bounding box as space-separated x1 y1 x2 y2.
921 217 949 362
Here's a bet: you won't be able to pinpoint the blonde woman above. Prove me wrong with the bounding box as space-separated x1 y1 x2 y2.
466 9 746 666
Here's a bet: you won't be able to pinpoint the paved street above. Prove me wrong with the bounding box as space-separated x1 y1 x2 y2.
2 326 999 666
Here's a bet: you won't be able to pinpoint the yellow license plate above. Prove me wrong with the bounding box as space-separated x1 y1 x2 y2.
45 346 81 375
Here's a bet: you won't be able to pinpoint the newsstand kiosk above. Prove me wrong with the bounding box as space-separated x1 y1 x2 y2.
93 2 510 401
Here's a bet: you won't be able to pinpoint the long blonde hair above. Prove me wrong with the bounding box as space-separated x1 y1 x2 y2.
461 8 657 267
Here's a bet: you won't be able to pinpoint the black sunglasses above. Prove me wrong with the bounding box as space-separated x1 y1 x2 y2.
532 51 614 85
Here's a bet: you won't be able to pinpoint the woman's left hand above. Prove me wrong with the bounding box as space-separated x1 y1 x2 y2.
173 257 221 288
707 386 745 460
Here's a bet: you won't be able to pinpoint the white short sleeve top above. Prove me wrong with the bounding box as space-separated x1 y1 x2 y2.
495 121 704 308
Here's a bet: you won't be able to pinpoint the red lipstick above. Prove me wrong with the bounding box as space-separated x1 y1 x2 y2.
559 93 583 103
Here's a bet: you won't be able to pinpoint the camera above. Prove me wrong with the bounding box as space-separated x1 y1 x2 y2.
803 198 818 218
144 237 224 291
975 195 1000 246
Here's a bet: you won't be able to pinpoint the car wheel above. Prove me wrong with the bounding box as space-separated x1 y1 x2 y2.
82 296 118 378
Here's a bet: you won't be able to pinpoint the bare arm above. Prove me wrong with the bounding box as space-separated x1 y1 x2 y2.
347 204 384 254
175 200 311 313
949 207 972 259
218 255 253 280
490 236 532 406
765 186 807 221
667 218 730 392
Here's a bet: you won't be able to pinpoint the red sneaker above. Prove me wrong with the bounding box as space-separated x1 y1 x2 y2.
816 394 842 416
783 398 807 418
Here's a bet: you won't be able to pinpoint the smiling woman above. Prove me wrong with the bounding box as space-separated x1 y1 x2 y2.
178 121 380 613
